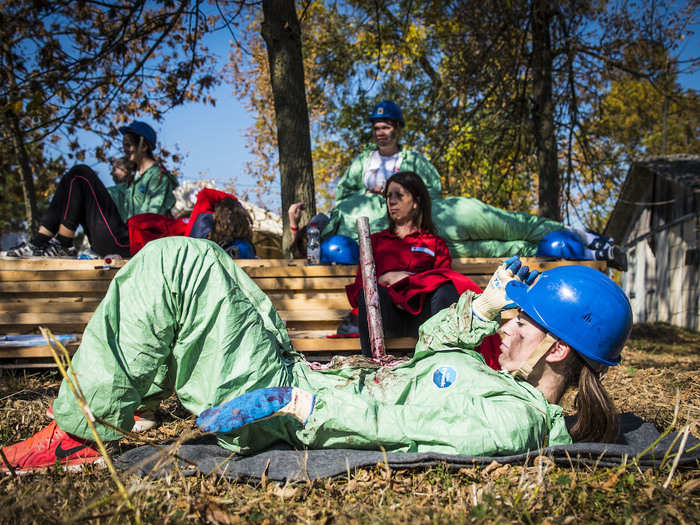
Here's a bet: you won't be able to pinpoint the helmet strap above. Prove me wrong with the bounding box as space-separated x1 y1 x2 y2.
512 333 558 380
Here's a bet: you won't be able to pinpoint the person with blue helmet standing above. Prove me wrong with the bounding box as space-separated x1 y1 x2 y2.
4 120 178 258
322 100 443 241
0 236 633 472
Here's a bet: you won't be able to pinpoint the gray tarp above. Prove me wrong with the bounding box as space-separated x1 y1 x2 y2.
115 413 699 482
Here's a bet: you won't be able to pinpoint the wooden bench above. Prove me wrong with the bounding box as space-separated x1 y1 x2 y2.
0 256 606 367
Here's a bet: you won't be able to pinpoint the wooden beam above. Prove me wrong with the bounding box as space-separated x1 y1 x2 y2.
0 300 102 313
0 257 124 270
0 269 117 282
252 277 353 291
0 280 111 293
290 337 415 352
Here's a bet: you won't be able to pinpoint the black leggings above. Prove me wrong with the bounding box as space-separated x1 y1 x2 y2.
357 282 459 357
40 165 131 257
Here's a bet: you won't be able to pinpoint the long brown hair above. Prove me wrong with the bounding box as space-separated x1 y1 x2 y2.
384 171 435 234
565 353 619 443
208 198 253 245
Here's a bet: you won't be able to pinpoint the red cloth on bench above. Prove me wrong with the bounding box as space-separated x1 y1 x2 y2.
128 188 238 255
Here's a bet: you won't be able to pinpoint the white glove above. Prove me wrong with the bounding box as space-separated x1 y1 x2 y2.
471 257 539 321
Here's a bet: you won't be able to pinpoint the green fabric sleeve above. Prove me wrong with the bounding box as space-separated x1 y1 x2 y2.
320 193 388 240
125 165 177 219
413 291 500 357
445 239 540 258
433 197 563 243
400 150 443 199
334 150 371 202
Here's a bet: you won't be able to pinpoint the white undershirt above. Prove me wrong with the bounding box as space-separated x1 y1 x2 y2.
363 150 402 192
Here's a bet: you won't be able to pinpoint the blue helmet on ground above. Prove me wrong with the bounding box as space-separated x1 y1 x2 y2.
119 121 157 149
222 239 256 259
368 100 405 127
537 230 587 260
320 235 359 265
505 265 632 367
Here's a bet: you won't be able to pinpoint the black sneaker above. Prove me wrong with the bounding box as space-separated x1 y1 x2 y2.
597 245 627 271
609 246 628 271
337 311 360 335
588 234 615 251
43 238 77 258
3 240 46 257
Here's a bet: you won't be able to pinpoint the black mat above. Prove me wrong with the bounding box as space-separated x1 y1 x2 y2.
114 413 700 482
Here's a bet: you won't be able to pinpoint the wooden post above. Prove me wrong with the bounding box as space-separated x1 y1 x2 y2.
356 217 385 360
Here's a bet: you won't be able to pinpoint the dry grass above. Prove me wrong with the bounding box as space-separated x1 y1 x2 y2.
1 322 699 524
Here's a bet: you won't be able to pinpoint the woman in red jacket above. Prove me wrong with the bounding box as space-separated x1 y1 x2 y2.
347 171 485 358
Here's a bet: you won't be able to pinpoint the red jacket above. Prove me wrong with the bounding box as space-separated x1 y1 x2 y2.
128 188 237 255
346 229 476 314
345 228 502 369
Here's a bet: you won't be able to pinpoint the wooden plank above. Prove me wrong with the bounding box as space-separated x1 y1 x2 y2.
0 343 80 358
0 312 94 325
280 309 347 321
0 281 111 293
286 321 344 332
291 337 416 352
267 293 351 310
0 292 105 301
0 300 102 313
0 257 125 270
451 257 606 274
252 276 353 291
243 264 357 278
0 269 118 282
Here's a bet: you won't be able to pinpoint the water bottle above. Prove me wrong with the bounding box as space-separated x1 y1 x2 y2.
104 254 123 265
306 222 321 265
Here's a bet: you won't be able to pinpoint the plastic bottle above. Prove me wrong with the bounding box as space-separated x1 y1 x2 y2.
306 222 321 265
104 254 123 265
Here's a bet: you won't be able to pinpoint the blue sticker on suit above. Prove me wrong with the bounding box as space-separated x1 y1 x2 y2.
432 366 457 389
138 185 147 193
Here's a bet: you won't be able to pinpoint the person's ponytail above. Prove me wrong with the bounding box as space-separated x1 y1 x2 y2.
567 360 619 443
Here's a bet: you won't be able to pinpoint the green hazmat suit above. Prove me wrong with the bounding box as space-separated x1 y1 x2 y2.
53 237 572 457
106 164 178 222
432 197 564 258
322 145 564 257
322 146 442 240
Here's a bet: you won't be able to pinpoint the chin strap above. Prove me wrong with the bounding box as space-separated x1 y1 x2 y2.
512 333 558 380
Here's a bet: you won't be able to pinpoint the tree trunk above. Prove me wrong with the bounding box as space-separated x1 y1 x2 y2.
261 0 316 256
530 0 560 221
8 113 39 233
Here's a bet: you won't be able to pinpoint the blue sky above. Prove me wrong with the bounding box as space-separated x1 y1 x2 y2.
96 19 699 214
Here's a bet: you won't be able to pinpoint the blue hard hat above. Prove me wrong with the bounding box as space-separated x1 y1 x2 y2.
537 230 587 259
222 239 256 259
119 121 157 149
320 235 359 265
505 265 632 367
368 100 405 127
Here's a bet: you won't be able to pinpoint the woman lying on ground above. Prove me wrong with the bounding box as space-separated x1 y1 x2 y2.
0 236 631 473
4 121 178 258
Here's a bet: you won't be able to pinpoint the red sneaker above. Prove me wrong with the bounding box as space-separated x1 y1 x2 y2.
0 421 102 473
47 403 157 433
